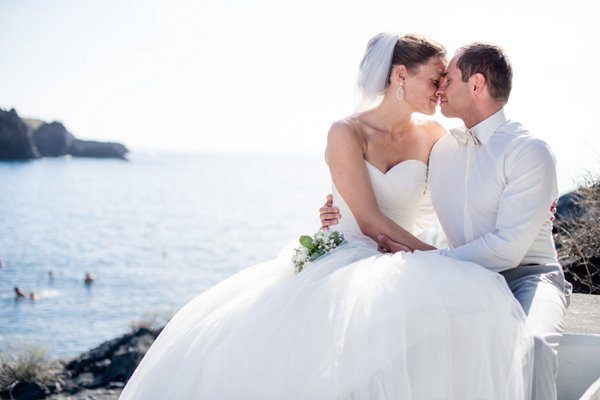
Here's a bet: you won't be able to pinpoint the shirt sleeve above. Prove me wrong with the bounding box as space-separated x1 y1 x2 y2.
440 138 558 272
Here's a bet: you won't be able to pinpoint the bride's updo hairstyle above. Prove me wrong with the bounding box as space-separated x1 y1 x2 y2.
355 33 446 111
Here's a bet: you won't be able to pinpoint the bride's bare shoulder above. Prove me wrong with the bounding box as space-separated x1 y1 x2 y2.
327 117 366 145
414 118 448 141
325 117 367 164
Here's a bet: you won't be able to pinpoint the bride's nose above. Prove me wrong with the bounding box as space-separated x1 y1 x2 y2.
435 85 444 97
435 78 447 97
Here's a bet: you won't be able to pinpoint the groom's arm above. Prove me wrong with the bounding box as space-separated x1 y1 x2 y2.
437 138 558 272
319 196 413 253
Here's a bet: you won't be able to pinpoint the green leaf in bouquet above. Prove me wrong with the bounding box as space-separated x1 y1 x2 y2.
330 231 341 243
299 235 317 251
309 249 326 261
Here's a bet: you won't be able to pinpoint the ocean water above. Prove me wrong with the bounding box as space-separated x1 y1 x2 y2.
0 150 579 359
0 152 331 358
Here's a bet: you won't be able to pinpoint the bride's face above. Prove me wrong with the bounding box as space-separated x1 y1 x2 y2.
403 56 447 115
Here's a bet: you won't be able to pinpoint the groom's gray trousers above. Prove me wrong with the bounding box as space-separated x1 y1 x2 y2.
501 264 572 400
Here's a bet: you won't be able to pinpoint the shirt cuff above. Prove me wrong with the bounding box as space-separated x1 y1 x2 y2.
430 248 461 260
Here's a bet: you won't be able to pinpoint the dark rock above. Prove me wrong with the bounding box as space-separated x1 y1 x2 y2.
47 387 122 400
70 372 95 390
69 139 128 160
31 122 74 157
31 120 128 160
21 118 45 132
1 107 128 161
0 108 40 160
555 191 584 223
0 380 50 400
100 334 155 385
2 328 159 399
44 381 62 395
65 327 160 390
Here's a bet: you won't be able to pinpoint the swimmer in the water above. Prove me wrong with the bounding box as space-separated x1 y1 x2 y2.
84 272 95 284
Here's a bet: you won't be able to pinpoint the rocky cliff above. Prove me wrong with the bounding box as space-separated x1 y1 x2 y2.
0 109 40 160
0 108 129 160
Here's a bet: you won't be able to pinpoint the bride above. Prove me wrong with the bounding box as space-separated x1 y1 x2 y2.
120 33 533 400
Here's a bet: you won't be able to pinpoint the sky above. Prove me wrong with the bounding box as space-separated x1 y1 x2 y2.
1 0 599 191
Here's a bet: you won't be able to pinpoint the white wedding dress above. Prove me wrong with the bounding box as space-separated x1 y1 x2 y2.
120 160 533 400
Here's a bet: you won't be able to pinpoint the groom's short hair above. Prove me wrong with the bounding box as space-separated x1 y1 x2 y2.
456 43 512 104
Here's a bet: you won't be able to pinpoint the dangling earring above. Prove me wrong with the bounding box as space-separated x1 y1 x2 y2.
395 85 404 100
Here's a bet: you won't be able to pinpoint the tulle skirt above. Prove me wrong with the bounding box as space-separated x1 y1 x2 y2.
119 241 533 400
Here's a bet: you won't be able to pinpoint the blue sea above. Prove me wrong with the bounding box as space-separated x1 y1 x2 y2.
0 152 331 358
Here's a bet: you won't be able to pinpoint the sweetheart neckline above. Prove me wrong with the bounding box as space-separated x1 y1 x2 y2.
364 159 427 175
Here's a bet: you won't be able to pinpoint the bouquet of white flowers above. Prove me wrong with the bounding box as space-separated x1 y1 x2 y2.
292 230 345 273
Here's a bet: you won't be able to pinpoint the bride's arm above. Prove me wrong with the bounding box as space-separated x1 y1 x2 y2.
325 121 435 251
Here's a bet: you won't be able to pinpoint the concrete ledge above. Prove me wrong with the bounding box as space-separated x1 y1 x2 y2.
565 294 600 334
579 377 600 400
558 334 600 400
559 295 600 399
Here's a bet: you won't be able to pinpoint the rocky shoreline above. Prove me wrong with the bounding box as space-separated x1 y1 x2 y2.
0 108 128 161
1 328 161 400
3 295 599 400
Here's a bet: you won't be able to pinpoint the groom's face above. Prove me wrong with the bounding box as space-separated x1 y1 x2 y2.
436 55 471 119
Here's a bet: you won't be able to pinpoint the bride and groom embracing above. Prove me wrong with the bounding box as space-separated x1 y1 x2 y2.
120 33 572 400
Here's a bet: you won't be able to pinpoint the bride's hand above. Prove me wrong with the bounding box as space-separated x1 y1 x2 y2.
319 194 341 231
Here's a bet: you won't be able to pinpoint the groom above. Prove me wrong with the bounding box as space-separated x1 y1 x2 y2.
320 43 572 400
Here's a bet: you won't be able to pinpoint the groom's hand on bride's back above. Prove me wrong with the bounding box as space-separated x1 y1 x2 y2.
377 234 412 254
319 194 341 231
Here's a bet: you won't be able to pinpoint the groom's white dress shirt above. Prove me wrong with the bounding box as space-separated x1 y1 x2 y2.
428 109 559 272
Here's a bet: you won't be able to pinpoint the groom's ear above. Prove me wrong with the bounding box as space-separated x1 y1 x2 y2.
470 73 486 97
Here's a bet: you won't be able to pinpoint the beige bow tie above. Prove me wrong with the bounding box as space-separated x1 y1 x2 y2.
450 128 480 147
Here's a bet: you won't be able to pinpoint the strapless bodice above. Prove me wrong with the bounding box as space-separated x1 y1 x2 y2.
332 160 429 247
